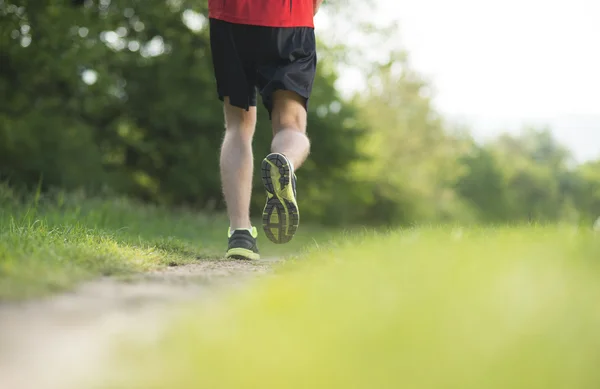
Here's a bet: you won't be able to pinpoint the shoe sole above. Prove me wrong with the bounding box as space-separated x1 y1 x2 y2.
226 247 260 261
261 154 299 244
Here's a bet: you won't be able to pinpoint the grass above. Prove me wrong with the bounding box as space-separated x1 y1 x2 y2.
3 184 600 387
0 185 339 300
99 226 600 389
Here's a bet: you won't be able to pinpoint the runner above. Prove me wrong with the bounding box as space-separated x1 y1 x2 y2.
208 0 324 259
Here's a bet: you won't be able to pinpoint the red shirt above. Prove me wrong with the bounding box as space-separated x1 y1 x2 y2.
208 0 315 28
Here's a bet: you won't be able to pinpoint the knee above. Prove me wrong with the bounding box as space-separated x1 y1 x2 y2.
225 106 256 140
225 118 256 140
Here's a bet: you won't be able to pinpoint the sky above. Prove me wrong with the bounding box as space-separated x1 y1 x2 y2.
316 0 600 162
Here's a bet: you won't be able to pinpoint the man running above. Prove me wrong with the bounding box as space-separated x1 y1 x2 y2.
208 0 324 260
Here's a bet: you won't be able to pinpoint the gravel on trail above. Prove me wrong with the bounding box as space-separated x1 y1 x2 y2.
0 258 280 389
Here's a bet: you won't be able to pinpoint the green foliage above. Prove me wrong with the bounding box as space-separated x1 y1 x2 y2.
485 128 577 222
352 52 473 225
1 0 599 226
572 161 600 221
455 144 511 223
0 1 364 217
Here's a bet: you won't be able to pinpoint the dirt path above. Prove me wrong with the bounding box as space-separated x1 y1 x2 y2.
0 258 280 389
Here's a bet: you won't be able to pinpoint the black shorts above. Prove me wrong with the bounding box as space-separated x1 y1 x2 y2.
209 18 317 117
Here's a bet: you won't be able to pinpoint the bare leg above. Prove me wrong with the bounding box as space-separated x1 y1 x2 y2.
260 90 310 244
270 90 311 169
220 98 257 230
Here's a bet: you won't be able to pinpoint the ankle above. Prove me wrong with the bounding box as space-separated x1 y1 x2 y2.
229 220 252 230
229 226 253 232
287 156 295 173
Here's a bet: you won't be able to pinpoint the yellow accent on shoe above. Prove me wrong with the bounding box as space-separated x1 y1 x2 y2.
228 226 258 239
225 247 260 260
261 153 299 244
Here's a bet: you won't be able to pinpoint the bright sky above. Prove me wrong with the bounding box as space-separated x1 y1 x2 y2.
316 0 600 162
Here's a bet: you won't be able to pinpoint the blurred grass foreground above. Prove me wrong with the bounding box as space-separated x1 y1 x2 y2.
103 227 600 389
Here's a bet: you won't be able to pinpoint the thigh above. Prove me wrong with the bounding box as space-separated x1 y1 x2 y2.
255 27 317 119
209 18 258 110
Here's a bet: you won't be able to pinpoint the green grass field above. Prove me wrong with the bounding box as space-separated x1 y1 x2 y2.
2 184 600 388
0 185 337 300
101 226 600 389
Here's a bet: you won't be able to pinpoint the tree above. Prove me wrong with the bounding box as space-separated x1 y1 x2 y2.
454 144 511 223
573 161 600 222
0 0 365 224
352 52 471 225
487 128 574 222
